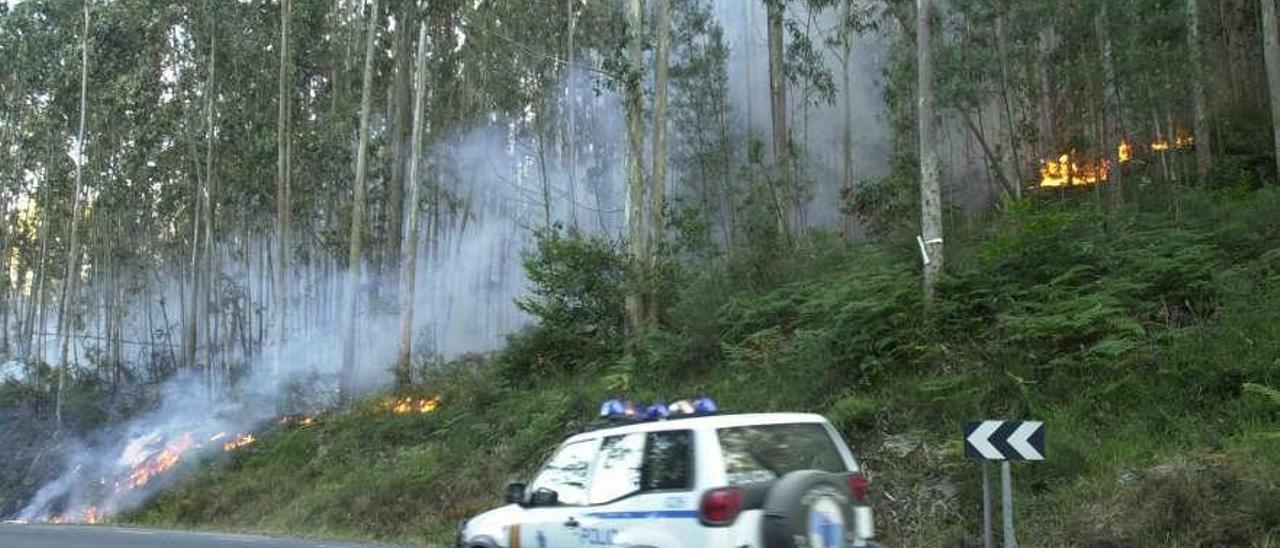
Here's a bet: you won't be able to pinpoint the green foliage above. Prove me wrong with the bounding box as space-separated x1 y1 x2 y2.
826 392 879 432
711 248 922 415
131 187 1280 547
500 226 627 380
1244 383 1280 409
844 173 916 238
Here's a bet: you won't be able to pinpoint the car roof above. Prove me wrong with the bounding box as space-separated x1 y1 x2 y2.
563 412 830 444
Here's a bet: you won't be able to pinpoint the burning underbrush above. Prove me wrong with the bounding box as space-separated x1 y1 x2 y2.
381 395 441 415
1035 132 1195 188
16 425 263 525
13 388 441 525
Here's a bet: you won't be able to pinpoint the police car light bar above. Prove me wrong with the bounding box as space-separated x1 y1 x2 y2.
598 397 718 422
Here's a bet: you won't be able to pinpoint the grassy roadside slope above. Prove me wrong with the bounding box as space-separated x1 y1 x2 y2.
129 186 1280 546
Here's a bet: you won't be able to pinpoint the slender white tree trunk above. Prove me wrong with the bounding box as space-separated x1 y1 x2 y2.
648 0 672 323
624 0 647 331
275 0 292 390
56 0 91 430
566 0 580 229
766 0 791 237
1263 0 1280 181
201 26 217 394
1187 0 1211 181
396 23 428 390
341 0 380 403
918 0 944 300
1097 2 1124 206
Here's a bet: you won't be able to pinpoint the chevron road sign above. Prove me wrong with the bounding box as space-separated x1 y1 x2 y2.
964 420 1045 461
966 420 1045 548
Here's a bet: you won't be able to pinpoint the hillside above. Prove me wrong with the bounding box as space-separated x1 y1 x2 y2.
124 186 1280 547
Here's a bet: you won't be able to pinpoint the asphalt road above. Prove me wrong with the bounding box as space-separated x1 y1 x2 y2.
0 523 407 548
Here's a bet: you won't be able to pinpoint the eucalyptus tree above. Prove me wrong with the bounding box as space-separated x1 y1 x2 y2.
917 0 942 300
765 0 791 239
342 0 381 404
395 22 428 390
275 0 292 384
623 0 647 330
1186 0 1210 180
55 0 91 429
1262 0 1280 180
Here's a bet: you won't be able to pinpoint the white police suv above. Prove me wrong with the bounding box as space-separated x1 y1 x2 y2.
458 397 878 548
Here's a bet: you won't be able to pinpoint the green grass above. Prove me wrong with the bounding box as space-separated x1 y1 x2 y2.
129 186 1280 546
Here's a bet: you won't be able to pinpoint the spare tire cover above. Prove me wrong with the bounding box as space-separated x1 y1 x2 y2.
761 470 855 548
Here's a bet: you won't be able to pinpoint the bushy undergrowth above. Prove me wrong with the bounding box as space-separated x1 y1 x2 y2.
131 187 1280 546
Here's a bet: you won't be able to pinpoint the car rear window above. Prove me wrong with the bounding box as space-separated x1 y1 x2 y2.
641 430 693 491
717 423 846 485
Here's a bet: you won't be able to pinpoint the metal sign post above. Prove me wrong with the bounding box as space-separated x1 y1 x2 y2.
1001 460 1015 548
981 461 993 548
965 420 1044 548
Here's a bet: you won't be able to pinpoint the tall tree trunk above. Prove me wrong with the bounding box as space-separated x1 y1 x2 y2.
1263 0 1280 181
917 0 943 300
275 0 292 388
623 0 647 332
648 0 671 323
30 139 53 360
396 22 428 391
840 5 855 242
202 26 218 394
765 0 791 237
1098 3 1125 206
56 0 91 430
1037 25 1056 156
565 0 580 229
537 117 553 227
1187 0 1211 181
341 0 380 403
995 13 1022 198
386 0 412 285
744 0 754 135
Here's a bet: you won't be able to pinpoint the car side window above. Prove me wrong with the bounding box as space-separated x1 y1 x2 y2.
718 423 845 486
530 439 599 506
587 433 645 504
641 430 693 491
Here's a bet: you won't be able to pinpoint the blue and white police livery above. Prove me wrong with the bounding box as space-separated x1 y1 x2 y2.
457 398 877 548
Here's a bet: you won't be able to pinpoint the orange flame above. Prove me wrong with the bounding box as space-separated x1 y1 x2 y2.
82 506 102 524
222 434 257 452
1151 139 1170 152
1118 140 1131 164
121 433 195 491
1038 152 1111 188
279 414 319 427
384 395 441 415
1176 131 1194 149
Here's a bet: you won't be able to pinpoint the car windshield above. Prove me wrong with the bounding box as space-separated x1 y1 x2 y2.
718 423 846 485
529 439 598 505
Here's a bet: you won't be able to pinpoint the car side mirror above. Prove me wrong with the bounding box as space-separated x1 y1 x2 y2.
529 487 559 507
504 483 526 505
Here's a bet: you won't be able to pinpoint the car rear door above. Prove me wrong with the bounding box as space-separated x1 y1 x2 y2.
576 429 703 547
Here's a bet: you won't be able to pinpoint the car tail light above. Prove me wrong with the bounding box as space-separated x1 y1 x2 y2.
849 473 870 503
699 487 743 526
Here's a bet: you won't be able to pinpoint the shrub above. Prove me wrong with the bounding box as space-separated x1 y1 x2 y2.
500 226 627 380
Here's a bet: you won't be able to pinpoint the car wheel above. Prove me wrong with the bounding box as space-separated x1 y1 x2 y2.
760 470 856 548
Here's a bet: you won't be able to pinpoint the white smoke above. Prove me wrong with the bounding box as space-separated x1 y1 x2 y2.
11 0 899 523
